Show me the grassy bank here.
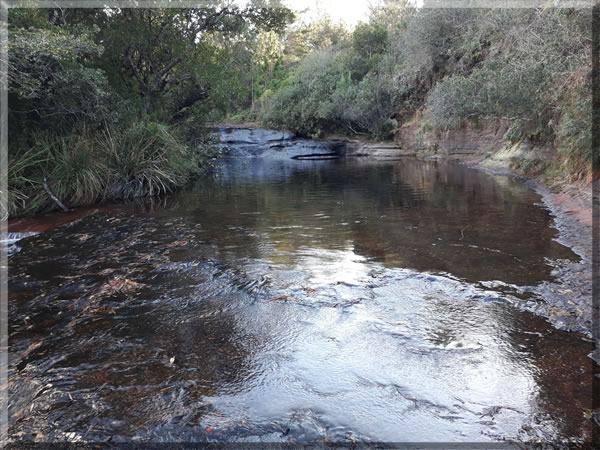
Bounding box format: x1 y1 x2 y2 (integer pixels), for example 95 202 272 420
7 122 223 219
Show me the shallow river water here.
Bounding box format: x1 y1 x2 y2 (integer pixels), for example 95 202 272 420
7 132 597 445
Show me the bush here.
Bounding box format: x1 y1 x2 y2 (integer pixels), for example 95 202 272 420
8 27 112 132
509 157 551 176
39 127 108 206
5 146 49 219
253 6 592 182
261 49 342 137
424 61 547 133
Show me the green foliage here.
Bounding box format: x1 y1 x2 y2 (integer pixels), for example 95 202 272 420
6 121 223 218
368 0 415 33
423 75 478 130
282 15 350 63
93 6 294 120
555 80 593 180
260 23 396 139
508 157 552 177
332 73 396 139
7 5 594 218
351 23 388 60
38 128 107 207
8 26 112 132
424 62 547 132
9 26 102 77
504 123 524 144
255 6 591 179
261 49 342 137
424 9 590 130
7 5 295 216
6 146 49 218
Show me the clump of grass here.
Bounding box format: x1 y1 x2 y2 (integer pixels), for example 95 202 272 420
7 121 213 218
509 157 552 176
99 122 191 200
5 145 49 219
39 127 108 207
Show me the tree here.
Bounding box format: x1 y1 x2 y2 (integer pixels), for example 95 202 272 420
282 14 349 63
92 5 293 119
7 17 111 134
368 0 414 33
5 3 295 217
351 23 388 60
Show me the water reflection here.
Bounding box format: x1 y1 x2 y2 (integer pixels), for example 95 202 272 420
7 156 595 444
157 158 575 285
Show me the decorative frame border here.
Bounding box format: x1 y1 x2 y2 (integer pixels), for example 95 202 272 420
0 0 596 446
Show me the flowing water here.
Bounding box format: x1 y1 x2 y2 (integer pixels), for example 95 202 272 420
7 129 597 444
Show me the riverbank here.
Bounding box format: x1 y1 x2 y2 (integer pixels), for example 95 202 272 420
447 154 593 351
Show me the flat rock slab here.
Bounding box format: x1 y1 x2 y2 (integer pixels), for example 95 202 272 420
217 127 294 145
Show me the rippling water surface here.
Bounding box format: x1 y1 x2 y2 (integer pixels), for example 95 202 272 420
8 146 597 444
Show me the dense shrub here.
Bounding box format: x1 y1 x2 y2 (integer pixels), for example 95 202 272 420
259 6 592 180
424 63 547 132
261 49 343 137
261 22 396 139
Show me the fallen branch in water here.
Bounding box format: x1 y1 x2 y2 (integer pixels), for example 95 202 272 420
43 177 69 212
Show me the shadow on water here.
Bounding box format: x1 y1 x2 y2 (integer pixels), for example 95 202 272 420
7 148 597 444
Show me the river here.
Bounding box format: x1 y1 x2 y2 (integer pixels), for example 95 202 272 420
6 127 597 445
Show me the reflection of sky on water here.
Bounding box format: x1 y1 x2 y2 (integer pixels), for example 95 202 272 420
201 264 543 442
284 245 372 286
181 157 577 286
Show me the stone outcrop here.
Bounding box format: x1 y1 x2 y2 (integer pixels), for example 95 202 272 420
345 142 417 158
394 118 511 155
216 126 295 146
214 126 345 159
345 116 555 164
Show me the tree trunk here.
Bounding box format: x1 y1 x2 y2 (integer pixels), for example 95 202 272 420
142 94 152 117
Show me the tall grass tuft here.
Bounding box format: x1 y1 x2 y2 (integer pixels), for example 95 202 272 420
99 122 191 200
5 145 49 218
38 127 108 207
7 121 209 218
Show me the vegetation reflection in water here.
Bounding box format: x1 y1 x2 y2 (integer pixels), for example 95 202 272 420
8 157 595 444
170 157 575 285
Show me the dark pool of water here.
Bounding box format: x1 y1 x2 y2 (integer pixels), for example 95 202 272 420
7 151 597 444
